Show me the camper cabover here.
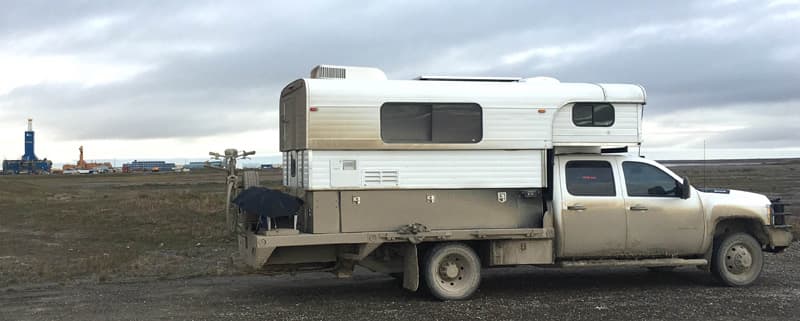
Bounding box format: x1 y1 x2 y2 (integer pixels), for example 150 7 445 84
239 65 793 300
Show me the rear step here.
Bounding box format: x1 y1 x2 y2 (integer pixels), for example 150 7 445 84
558 258 707 268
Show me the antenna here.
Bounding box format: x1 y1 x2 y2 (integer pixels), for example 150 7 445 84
703 140 707 189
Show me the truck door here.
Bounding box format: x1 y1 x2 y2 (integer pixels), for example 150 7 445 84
558 157 627 258
619 160 705 256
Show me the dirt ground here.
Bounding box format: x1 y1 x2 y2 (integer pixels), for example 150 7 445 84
0 160 798 320
1 247 798 321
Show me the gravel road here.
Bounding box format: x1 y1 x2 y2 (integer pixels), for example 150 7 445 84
2 246 798 321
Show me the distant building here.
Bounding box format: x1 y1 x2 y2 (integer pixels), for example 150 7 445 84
122 160 176 172
184 160 223 169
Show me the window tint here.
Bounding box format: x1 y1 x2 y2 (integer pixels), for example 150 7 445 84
572 103 615 127
622 162 680 197
565 161 616 196
380 103 432 143
381 103 482 143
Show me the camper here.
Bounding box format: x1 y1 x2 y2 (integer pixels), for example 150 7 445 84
238 65 793 300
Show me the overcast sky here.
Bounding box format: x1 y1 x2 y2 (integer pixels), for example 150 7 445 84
1 0 799 165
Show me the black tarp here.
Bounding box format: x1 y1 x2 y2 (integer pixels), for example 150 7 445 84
232 187 304 229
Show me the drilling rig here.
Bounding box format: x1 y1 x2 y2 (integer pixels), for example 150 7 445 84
2 119 52 175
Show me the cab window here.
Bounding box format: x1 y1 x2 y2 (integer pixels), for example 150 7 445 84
622 162 680 197
565 161 616 196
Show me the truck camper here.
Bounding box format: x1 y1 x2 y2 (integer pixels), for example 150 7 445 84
236 65 793 300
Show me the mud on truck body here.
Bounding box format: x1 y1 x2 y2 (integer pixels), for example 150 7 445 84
237 65 793 300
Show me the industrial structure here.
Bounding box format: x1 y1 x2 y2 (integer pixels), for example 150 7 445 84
62 146 112 172
122 160 176 172
184 160 223 169
2 119 52 174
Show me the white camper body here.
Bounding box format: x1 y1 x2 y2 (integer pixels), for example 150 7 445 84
281 65 645 193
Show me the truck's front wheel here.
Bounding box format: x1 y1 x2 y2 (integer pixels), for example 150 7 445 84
422 243 481 301
711 232 764 286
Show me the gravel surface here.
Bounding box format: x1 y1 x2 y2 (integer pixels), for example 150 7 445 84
1 246 798 321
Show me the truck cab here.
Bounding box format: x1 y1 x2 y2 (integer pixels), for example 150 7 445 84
552 152 791 287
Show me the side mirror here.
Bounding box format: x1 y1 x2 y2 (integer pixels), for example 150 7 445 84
681 176 691 199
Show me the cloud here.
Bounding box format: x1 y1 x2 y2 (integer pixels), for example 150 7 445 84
0 0 799 162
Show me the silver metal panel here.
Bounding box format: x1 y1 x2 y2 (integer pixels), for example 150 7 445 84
280 77 645 151
552 103 642 145
490 239 554 265
300 78 640 150
338 189 544 233
279 79 308 151
307 150 545 190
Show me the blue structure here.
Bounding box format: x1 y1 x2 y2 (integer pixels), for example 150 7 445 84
22 122 37 161
2 119 52 175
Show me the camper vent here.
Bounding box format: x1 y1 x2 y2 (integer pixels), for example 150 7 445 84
309 65 388 80
312 66 347 79
363 170 399 186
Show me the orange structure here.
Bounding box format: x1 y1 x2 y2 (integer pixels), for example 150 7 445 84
62 146 112 171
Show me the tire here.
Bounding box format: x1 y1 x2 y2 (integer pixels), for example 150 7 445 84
421 243 481 301
711 232 764 286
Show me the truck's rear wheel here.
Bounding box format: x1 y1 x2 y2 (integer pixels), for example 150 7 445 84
711 232 763 286
422 243 480 301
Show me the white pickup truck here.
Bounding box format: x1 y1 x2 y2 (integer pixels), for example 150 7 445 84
236 65 793 300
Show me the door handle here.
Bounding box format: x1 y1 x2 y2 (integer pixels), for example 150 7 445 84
630 205 649 211
567 204 586 211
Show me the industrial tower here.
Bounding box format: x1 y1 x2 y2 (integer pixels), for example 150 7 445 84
2 119 52 174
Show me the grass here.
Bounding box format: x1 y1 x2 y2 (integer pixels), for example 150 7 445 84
0 170 281 287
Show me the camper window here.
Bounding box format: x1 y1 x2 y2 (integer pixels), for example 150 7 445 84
572 103 615 127
380 103 482 143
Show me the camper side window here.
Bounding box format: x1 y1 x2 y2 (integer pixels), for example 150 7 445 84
572 103 615 127
380 103 482 143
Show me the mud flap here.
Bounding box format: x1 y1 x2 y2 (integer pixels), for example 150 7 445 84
402 244 419 291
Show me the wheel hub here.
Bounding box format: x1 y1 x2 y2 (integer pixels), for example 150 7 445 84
725 244 753 274
439 261 460 280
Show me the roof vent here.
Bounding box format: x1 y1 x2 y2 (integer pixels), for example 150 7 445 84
310 65 387 80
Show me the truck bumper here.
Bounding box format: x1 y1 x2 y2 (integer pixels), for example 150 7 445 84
765 225 794 252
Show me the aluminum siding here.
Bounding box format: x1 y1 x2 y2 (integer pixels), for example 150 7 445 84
552 103 641 144
306 150 544 190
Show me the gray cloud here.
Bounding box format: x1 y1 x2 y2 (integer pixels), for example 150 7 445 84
1 0 799 147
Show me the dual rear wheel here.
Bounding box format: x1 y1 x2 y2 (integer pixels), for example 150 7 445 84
421 243 481 301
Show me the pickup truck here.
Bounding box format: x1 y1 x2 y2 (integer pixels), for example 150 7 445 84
235 65 793 300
